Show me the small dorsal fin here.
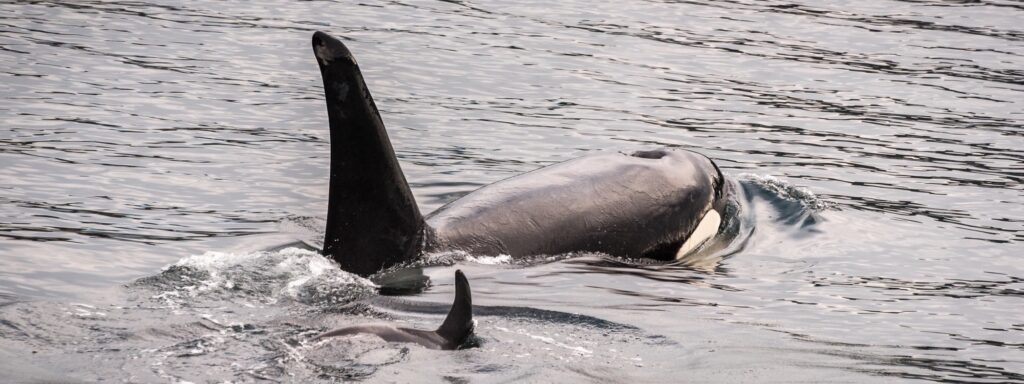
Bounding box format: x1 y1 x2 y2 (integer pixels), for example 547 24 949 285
435 270 473 347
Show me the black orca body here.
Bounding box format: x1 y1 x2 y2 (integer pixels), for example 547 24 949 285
316 270 474 350
312 31 730 277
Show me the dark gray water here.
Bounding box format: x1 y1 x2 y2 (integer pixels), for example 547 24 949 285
1 0 1022 382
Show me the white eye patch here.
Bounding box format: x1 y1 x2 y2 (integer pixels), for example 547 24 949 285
675 209 721 260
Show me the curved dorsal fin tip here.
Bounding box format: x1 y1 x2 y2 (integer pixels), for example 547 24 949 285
437 269 474 345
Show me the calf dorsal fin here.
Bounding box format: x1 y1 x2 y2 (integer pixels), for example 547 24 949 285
435 269 474 347
315 270 475 350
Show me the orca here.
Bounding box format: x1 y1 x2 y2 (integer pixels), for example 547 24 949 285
312 31 731 277
316 269 474 350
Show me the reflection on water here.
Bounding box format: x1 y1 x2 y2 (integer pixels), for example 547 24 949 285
1 0 1022 382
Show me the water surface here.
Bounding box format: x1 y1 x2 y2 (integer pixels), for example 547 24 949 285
1 0 1022 382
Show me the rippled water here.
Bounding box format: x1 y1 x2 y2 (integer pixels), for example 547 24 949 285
1 0 1022 382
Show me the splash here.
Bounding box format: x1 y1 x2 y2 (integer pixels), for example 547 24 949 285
738 174 834 211
414 250 579 270
465 254 514 265
135 248 376 308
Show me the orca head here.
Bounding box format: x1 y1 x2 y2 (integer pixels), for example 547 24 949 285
675 151 729 260
622 147 729 262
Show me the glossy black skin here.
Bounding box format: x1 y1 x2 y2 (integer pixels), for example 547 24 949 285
314 31 424 277
313 31 727 276
425 149 727 260
316 270 474 350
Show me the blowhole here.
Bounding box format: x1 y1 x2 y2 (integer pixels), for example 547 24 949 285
630 149 668 159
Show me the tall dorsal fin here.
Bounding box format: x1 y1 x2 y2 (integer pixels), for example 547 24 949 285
312 31 425 276
435 269 474 346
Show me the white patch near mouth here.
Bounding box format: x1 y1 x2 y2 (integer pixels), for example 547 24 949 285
675 209 721 260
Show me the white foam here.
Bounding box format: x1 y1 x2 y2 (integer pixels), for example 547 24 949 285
151 247 375 306
527 334 593 355
465 254 513 265
739 173 832 210
170 250 259 271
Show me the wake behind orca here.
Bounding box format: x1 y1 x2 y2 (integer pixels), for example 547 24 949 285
312 31 733 276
